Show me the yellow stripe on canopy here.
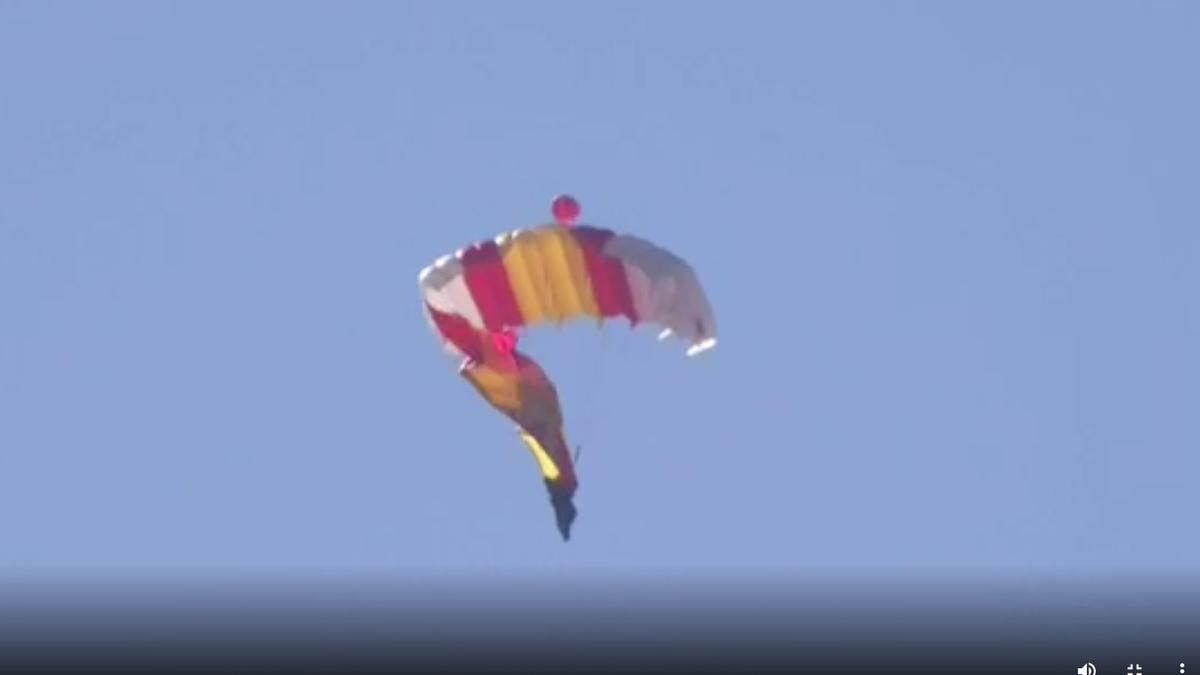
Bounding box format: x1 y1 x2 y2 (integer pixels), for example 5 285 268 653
531 227 582 322
553 227 600 319
499 231 547 326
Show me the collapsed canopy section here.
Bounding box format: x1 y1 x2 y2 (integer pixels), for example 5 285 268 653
418 223 718 358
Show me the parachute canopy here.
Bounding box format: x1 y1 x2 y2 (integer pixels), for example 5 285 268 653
418 220 718 359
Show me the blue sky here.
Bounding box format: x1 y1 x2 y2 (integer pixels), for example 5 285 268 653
2 2 1197 574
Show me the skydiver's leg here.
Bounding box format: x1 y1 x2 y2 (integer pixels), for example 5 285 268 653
544 477 577 542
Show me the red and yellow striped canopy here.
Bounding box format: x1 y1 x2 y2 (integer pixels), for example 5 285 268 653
419 223 717 359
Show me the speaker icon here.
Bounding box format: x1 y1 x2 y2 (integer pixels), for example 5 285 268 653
1077 664 1097 675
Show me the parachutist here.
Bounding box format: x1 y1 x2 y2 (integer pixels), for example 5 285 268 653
546 479 577 541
